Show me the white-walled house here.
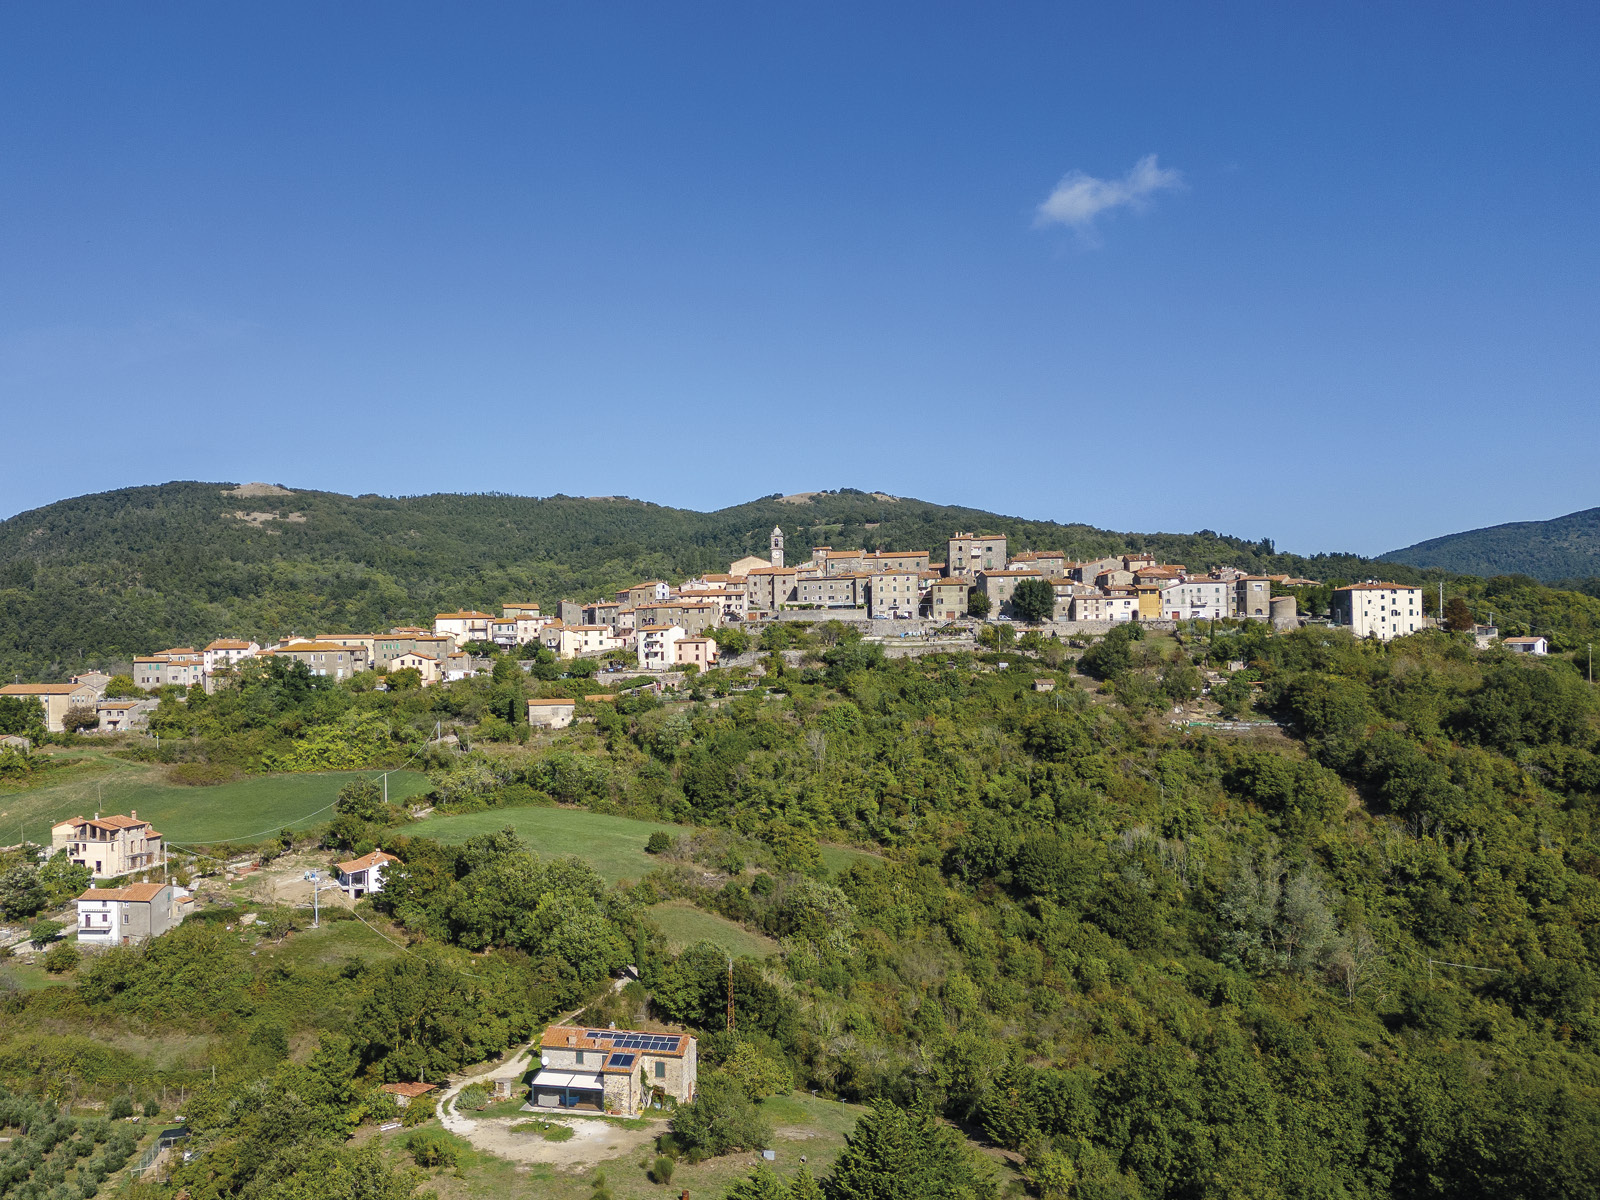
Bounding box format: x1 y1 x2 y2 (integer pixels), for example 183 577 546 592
336 849 399 899
637 624 686 671
1503 636 1549 655
1330 583 1423 641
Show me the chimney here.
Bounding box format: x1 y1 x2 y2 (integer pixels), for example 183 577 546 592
130 810 137 820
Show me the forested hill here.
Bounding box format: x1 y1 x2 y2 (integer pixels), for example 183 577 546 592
1387 505 1600 583
0 479 1443 680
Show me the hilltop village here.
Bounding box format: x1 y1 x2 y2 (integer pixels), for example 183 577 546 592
0 526 1461 735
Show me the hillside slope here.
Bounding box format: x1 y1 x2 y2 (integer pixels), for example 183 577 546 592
0 481 1398 679
1387 506 1600 582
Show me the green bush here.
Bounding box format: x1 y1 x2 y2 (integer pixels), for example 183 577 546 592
43 939 80 973
649 1153 675 1184
401 1129 459 1168
108 1096 133 1120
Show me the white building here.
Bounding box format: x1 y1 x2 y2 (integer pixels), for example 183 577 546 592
336 849 399 899
203 639 260 674
527 698 578 729
1503 636 1549 656
1329 583 1424 641
1158 579 1233 621
638 624 686 671
1070 592 1139 623
76 881 186 947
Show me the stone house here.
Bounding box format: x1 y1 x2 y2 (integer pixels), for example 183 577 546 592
532 1026 698 1116
977 569 1044 618
946 532 1008 578
96 699 156 733
926 579 969 621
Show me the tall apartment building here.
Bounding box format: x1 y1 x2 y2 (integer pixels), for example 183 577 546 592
946 533 1008 578
1330 583 1424 641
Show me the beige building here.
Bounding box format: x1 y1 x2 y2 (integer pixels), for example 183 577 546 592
272 640 369 679
946 532 1008 578
1071 592 1140 623
388 651 443 685
52 811 164 879
1158 579 1232 621
977 569 1044 618
675 637 718 671
616 581 671 607
1009 551 1069 579
678 586 747 622
728 554 771 577
796 574 865 608
868 571 920 618
1236 577 1273 621
96 699 156 733
533 1026 698 1116
634 601 722 636
133 650 206 692
527 698 577 729
554 625 625 659
926 578 969 621
1330 583 1423 641
745 567 800 612
433 611 496 646
373 633 452 671
502 602 541 619
0 682 102 732
638 624 686 671
75 881 184 947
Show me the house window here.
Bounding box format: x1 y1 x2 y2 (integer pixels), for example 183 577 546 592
576 1050 585 1065
655 1061 666 1079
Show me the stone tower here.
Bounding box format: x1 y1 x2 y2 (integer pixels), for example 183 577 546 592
770 525 785 569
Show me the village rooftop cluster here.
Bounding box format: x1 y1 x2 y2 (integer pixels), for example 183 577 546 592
7 525 1516 738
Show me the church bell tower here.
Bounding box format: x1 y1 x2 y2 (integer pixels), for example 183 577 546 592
770 525 785 569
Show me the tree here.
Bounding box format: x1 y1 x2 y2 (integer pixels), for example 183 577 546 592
0 696 45 739
966 591 991 619
387 666 422 690
722 1041 793 1099
1444 596 1474 632
824 1099 995 1200
38 850 91 904
711 626 752 656
667 1076 772 1159
104 674 143 698
1010 578 1056 624
28 918 63 948
61 706 100 733
0 865 45 920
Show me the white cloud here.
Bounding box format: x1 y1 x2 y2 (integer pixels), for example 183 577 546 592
1034 154 1184 234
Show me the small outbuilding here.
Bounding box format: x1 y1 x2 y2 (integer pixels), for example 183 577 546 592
379 1082 438 1108
1503 636 1549 656
527 698 577 730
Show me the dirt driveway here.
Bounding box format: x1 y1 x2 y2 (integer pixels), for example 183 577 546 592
453 1113 658 1167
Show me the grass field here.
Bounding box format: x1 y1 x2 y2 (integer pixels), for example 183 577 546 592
0 754 431 847
413 807 680 883
647 900 778 959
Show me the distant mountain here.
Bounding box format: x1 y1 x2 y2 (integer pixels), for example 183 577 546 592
1386 507 1600 583
0 481 1400 680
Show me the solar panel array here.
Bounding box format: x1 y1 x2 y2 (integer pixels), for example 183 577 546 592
607 1053 636 1069
587 1030 681 1052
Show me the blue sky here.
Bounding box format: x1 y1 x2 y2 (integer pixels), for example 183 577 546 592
1 3 1595 556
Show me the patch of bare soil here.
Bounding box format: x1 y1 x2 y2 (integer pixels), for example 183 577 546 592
461 1115 657 1168
224 482 294 497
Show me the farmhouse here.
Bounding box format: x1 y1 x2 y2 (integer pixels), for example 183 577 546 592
0 682 101 733
532 1025 698 1116
337 849 399 899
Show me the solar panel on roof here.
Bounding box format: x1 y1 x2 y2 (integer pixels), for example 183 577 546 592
608 1053 635 1068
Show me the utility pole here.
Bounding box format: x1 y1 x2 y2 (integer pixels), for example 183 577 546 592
726 959 735 1034
1438 580 1444 623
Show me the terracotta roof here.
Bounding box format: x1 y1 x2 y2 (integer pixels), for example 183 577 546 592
1503 636 1546 644
78 883 167 902
434 611 495 620
979 570 1043 578
275 641 357 653
97 701 142 710
205 639 255 650
0 683 89 695
336 850 400 873
1335 582 1418 591
527 698 577 707
380 1082 438 1098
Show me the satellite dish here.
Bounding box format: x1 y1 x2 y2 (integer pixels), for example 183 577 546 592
540 1055 549 1066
